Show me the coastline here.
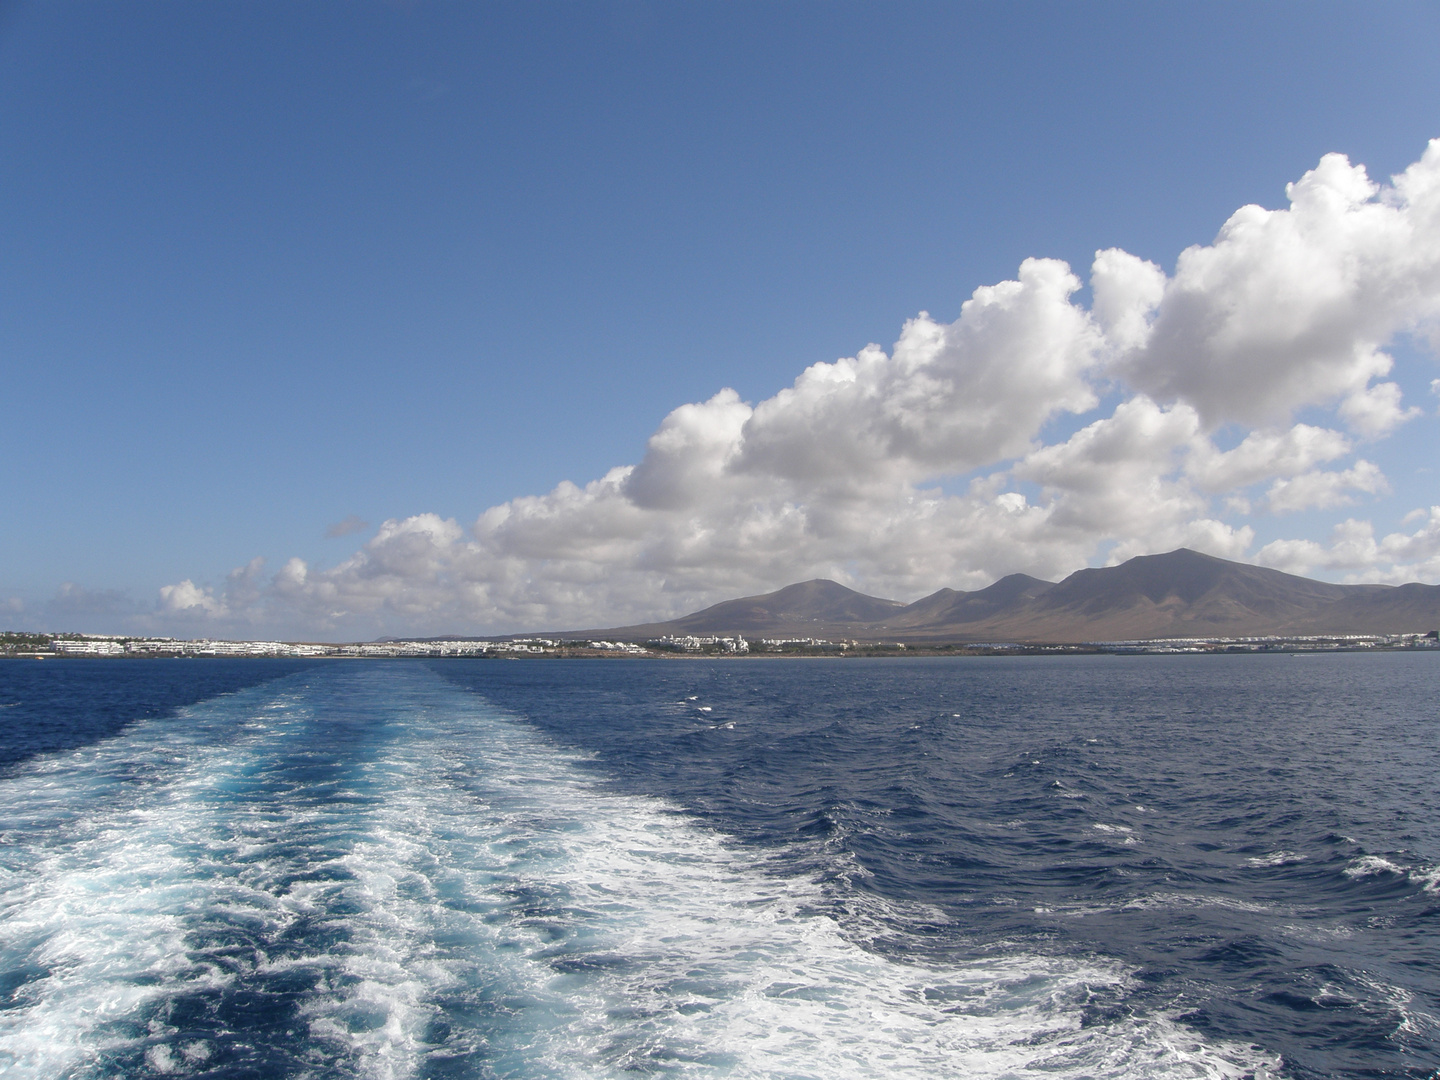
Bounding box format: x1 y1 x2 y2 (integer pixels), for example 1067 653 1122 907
5 633 1437 661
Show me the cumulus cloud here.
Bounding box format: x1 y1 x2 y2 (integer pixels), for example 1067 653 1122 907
1263 460 1389 514
1377 506 1440 578
625 391 753 509
731 258 1101 485
1014 397 1206 537
1257 509 1440 583
1186 424 1352 492
1337 380 1422 438
158 579 227 617
155 142 1440 636
1119 144 1440 432
1090 248 1166 353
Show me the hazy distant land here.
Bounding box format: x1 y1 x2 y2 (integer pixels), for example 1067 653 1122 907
562 548 1440 646
6 549 1439 659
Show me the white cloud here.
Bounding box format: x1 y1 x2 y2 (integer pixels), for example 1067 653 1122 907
1117 143 1440 431
158 579 227 617
1014 396 1204 535
1251 537 1329 577
1337 380 1422 438
1090 247 1166 353
626 390 752 509
1262 460 1389 514
153 143 1440 636
1377 505 1440 579
732 258 1102 485
1186 424 1352 492
1257 508 1440 583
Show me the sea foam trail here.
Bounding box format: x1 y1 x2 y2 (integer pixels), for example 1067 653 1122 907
0 665 1278 1079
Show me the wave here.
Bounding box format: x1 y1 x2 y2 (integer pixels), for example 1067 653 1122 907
1342 854 1440 893
0 664 1279 1079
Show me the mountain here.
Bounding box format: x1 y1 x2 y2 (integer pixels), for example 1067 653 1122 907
883 549 1436 641
883 573 1055 630
664 578 907 634
581 579 907 640
570 550 1440 643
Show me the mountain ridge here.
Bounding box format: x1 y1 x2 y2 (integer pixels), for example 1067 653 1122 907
567 549 1440 643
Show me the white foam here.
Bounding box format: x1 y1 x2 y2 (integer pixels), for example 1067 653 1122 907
381 696 1274 1078
1343 855 1406 879
0 711 274 1075
1244 852 1302 868
1412 865 1440 893
1342 855 1440 893
0 666 1281 1079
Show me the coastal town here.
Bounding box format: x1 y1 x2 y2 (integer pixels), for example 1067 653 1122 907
2 629 1437 660
0 632 753 659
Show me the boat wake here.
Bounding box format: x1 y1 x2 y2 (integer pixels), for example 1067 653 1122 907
0 664 1277 1078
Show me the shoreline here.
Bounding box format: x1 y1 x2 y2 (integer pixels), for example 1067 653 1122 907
5 636 1438 661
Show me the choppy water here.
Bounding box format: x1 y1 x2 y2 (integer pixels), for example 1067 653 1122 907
0 655 1436 1079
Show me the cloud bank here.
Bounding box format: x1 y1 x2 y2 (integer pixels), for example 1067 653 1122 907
158 143 1440 636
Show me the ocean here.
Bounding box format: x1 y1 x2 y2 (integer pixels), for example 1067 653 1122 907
0 655 1435 1079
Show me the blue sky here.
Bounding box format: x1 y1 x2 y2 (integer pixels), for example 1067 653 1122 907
3 2 1440 637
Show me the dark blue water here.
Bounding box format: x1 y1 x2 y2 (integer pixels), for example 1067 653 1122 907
0 658 322 770
1 656 1436 1078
